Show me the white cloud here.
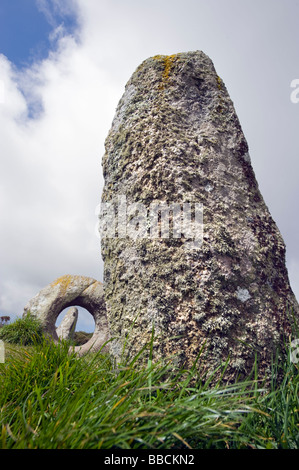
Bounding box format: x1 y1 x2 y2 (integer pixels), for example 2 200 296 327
0 8 121 326
36 0 57 27
0 79 5 104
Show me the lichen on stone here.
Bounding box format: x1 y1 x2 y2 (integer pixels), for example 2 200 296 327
101 50 299 383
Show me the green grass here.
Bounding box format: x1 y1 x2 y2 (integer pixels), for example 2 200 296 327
236 351 299 449
73 331 93 346
0 313 43 346
0 317 298 449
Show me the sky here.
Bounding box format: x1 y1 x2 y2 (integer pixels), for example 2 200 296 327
0 0 299 332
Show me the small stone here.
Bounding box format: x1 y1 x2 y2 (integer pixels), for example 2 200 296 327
56 307 78 340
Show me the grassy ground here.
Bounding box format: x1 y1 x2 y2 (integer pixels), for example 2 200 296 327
0 317 298 449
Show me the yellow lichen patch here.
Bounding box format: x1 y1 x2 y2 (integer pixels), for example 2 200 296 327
162 54 177 82
217 75 222 90
50 275 73 294
153 54 177 89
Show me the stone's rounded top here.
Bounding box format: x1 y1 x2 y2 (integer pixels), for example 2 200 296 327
24 275 105 320
136 50 215 72
49 274 101 293
127 50 217 92
107 49 227 148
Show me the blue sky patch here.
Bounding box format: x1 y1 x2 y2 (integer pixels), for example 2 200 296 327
0 0 78 69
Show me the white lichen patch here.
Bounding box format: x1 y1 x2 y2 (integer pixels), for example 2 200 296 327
112 84 137 132
205 183 214 192
236 287 251 303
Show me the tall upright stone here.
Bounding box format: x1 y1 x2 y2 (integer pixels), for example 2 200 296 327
101 51 299 381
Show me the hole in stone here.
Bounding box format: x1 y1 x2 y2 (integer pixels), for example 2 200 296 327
55 307 95 346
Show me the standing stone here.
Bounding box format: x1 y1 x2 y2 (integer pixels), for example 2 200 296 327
56 307 78 341
101 51 299 381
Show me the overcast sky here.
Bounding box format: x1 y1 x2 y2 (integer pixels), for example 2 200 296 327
0 0 298 332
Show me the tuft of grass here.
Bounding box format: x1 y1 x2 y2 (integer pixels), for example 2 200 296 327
0 313 44 346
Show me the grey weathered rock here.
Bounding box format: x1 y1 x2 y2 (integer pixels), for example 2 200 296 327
101 51 299 381
23 275 110 355
56 307 78 340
